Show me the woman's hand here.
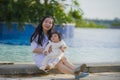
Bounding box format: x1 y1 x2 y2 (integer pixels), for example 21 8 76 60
59 46 64 52
33 48 45 54
59 46 67 52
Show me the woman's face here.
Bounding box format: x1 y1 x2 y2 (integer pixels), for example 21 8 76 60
42 17 53 33
51 34 59 43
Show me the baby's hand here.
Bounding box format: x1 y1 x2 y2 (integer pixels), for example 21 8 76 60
44 51 48 55
59 46 62 49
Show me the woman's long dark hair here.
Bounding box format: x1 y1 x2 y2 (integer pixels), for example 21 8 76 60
30 16 54 46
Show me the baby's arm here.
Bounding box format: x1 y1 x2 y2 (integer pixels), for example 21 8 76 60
44 41 52 55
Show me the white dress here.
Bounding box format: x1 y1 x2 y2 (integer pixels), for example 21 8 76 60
40 40 67 70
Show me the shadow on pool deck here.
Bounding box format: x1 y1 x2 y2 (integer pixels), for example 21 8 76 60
0 72 120 80
0 62 120 75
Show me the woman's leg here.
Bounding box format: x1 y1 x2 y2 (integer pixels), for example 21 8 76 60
61 57 87 74
55 60 89 79
55 60 74 74
61 56 75 70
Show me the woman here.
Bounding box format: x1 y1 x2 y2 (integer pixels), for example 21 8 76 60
30 16 88 79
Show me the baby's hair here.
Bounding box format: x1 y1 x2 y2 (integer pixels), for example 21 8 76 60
49 32 62 41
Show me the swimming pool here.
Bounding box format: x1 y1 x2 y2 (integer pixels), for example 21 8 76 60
0 28 120 63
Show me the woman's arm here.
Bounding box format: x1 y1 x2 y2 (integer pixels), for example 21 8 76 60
31 41 44 54
59 40 67 52
33 48 44 54
44 41 52 53
59 46 67 52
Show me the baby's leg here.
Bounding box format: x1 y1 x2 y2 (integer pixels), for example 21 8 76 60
39 65 47 70
40 56 51 70
48 58 60 69
48 63 54 69
42 55 51 66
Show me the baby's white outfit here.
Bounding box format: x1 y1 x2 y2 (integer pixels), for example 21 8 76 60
40 40 67 70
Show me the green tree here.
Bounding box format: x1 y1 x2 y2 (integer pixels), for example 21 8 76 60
0 0 83 29
111 18 120 26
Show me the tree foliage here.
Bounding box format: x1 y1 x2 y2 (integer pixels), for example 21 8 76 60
111 18 120 26
0 0 83 28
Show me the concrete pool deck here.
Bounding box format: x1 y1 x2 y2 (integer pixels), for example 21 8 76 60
0 62 120 80
0 72 120 80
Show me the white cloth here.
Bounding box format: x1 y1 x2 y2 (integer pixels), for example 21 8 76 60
40 40 67 70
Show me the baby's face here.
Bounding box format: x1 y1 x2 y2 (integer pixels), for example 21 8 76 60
51 34 59 43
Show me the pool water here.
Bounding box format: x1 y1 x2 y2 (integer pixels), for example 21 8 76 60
0 28 120 63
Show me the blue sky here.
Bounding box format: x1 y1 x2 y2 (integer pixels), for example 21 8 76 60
78 0 120 19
